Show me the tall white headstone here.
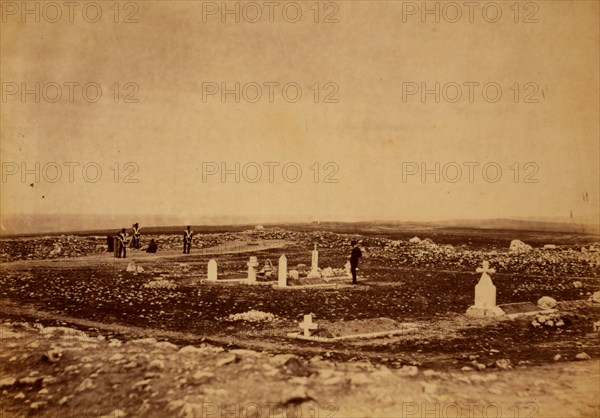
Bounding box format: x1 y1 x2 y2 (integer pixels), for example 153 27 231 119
466 261 504 317
308 244 321 279
247 256 259 283
207 259 217 281
278 255 287 287
311 244 318 271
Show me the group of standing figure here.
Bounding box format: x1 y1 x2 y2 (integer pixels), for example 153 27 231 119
109 224 194 258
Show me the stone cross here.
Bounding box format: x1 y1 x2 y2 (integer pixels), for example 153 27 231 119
299 313 318 337
278 255 287 287
247 256 259 283
207 259 217 281
474 261 496 308
476 260 495 278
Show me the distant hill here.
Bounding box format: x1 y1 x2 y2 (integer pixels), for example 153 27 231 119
0 214 597 237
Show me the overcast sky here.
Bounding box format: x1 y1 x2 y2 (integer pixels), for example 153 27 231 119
1 1 598 229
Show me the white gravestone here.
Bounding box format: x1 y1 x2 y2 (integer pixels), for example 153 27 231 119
307 244 321 279
207 259 217 281
247 256 259 283
299 314 318 337
278 255 287 287
466 261 504 317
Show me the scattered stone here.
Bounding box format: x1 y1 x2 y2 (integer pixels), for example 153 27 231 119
148 359 165 371
17 376 43 387
280 386 314 406
155 341 178 351
226 310 276 322
14 392 25 400
43 349 62 363
495 359 512 369
398 365 419 376
590 291 600 303
75 378 95 392
537 296 557 310
143 279 176 289
573 281 583 288
409 237 421 244
554 354 561 361
350 373 372 386
132 379 151 390
100 409 126 418
30 401 46 410
509 240 533 253
215 353 238 367
191 371 214 384
575 352 591 360
543 244 557 250
0 377 16 388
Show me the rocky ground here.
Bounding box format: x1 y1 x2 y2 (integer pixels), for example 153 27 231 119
0 321 598 418
1 226 599 417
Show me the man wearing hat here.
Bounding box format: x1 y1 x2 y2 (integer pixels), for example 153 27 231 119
130 223 141 249
116 228 128 258
350 240 362 284
183 225 193 254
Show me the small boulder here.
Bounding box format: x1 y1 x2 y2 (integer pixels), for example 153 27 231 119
537 296 557 310
509 240 533 253
575 352 591 360
589 291 600 303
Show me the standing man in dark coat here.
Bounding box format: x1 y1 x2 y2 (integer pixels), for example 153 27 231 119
350 240 362 284
130 223 141 249
117 228 128 258
183 226 193 254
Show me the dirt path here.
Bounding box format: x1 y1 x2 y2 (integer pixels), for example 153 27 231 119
0 239 291 270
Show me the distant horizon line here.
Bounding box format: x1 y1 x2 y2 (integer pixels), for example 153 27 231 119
1 213 598 237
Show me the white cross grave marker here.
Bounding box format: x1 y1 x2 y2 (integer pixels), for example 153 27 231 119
474 260 496 308
466 260 504 317
299 314 318 337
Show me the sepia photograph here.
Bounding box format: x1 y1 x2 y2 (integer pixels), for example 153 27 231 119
1 1 599 417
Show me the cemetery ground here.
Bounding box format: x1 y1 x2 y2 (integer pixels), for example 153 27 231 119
1 226 599 417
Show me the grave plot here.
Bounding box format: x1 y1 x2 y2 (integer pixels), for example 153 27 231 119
202 257 278 285
274 246 357 289
288 314 419 342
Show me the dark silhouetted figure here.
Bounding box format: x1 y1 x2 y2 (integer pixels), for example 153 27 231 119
350 240 362 285
146 239 158 253
131 223 141 249
107 235 114 253
183 226 193 254
116 228 128 258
